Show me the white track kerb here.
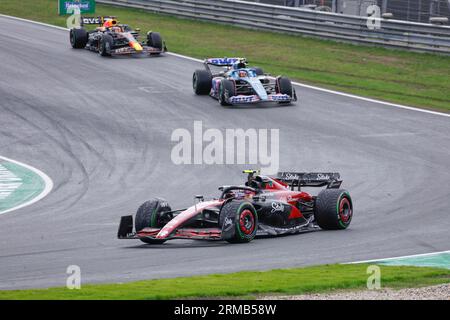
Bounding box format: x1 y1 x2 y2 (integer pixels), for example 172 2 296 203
0 156 53 215
1 13 449 118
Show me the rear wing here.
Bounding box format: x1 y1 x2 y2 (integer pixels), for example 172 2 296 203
276 172 342 190
80 16 117 26
205 57 245 67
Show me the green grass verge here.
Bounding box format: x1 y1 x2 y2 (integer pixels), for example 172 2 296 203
1 0 450 111
0 264 449 300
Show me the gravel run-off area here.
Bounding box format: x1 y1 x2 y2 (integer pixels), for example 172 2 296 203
260 283 450 300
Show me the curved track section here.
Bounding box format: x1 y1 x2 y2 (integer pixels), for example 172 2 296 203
0 16 449 289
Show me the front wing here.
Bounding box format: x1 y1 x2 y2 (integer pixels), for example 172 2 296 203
118 215 222 241
118 215 319 242
228 93 292 104
110 45 165 56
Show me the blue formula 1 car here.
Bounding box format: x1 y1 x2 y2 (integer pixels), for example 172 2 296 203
192 58 297 106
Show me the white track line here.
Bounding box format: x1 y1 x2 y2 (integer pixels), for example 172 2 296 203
0 156 54 215
0 13 68 31
1 13 449 118
346 250 450 264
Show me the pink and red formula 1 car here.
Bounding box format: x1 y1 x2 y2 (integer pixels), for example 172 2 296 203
118 170 353 244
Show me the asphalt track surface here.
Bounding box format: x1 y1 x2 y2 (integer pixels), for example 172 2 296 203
0 16 449 290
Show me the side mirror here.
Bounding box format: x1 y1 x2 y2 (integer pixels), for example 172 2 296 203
195 195 204 202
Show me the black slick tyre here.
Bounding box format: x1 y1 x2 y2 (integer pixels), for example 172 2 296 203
99 34 113 57
219 201 258 243
135 198 172 244
219 79 236 106
193 70 212 95
314 189 353 230
147 32 163 53
70 28 88 49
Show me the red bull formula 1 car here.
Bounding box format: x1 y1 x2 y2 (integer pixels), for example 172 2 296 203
118 170 353 244
192 58 297 106
69 16 166 56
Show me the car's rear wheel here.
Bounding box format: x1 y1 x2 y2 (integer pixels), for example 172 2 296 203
219 79 236 106
219 201 258 243
70 28 88 49
193 70 212 95
314 189 353 230
135 198 173 244
147 32 163 54
99 34 113 57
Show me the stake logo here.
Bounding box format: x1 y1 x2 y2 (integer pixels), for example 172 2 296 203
223 217 233 231
171 121 279 174
271 202 284 213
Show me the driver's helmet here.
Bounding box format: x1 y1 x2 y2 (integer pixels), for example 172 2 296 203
247 175 268 190
246 175 258 189
103 19 117 29
111 26 122 33
248 179 261 189
238 70 248 78
232 59 247 70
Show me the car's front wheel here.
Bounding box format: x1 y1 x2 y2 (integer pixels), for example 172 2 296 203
275 76 295 104
135 198 173 244
147 32 164 54
219 79 236 106
99 34 113 57
219 200 258 243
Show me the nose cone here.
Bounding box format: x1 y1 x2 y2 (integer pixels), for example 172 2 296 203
130 42 143 51
248 78 268 100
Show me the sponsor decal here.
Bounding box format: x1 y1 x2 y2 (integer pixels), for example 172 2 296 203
207 57 240 66
271 202 284 213
230 95 258 103
160 202 170 208
81 17 101 24
224 217 233 230
59 0 96 15
268 94 290 101
114 47 133 54
65 2 91 10
317 173 331 180
283 173 299 180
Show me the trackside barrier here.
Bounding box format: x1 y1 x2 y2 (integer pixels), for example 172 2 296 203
97 0 450 53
